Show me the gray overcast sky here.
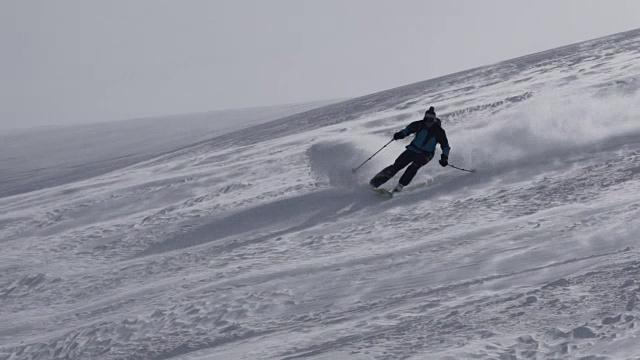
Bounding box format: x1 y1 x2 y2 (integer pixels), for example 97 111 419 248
1 0 639 129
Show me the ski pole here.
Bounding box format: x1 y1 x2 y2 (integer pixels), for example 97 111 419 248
448 164 476 173
352 139 394 173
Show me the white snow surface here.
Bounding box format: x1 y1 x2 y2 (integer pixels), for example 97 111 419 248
2 29 640 360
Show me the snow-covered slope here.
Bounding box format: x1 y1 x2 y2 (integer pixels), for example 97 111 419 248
2 29 640 360
0 99 339 199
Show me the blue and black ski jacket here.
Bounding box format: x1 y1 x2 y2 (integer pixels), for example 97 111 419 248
397 119 451 158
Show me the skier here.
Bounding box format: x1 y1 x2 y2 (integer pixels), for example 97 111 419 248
369 106 450 193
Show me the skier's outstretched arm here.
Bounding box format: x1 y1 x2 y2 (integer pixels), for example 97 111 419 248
438 130 451 167
393 121 421 140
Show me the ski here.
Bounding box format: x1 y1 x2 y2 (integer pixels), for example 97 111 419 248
371 187 394 199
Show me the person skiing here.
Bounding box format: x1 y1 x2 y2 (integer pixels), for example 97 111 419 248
369 106 450 192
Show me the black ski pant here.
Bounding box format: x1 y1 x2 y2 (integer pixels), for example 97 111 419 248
370 149 433 188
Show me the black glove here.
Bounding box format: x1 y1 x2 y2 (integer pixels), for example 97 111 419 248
439 156 448 167
393 131 404 140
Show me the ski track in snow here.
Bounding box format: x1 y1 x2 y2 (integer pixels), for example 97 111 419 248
2 29 640 360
